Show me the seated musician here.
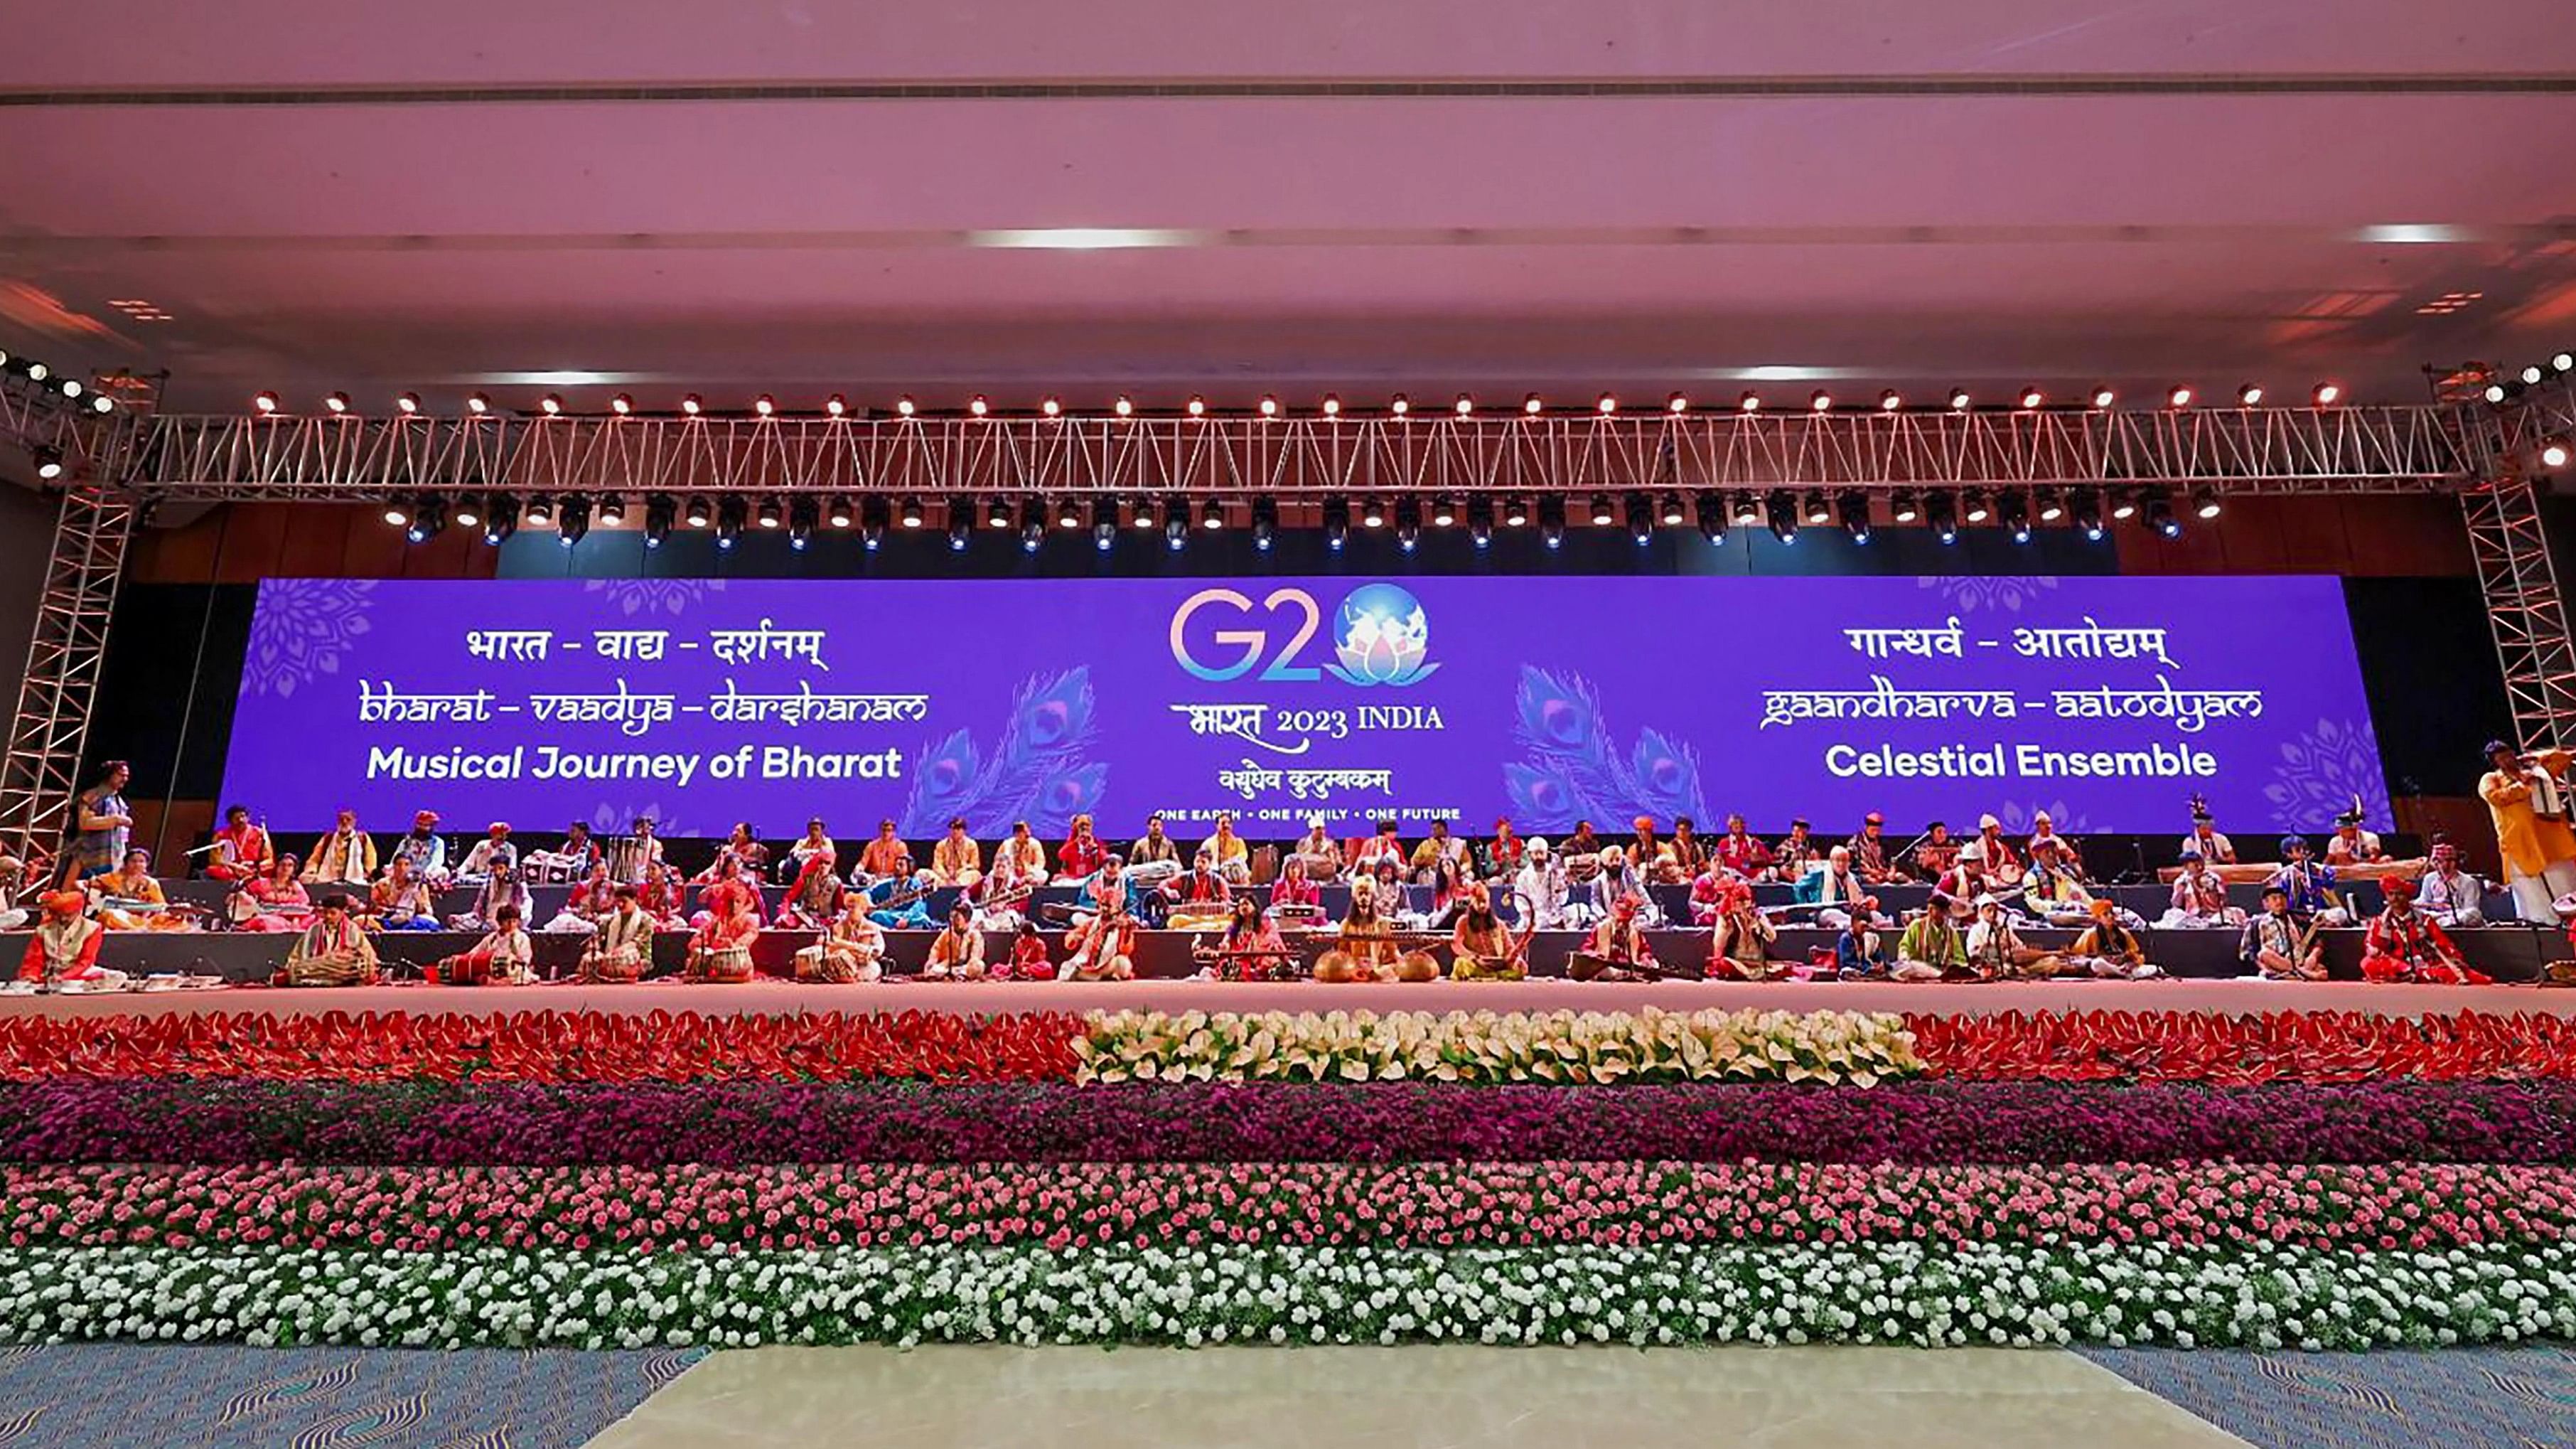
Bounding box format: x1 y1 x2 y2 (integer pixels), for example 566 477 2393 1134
2327 801 2387 867
2025 811 2069 866
1561 822 1606 882
972 851 1041 931
1800 845 1880 929
1626 816 1664 879
1846 813 1909 886
1353 820 1407 877
930 817 983 888
1132 813 1184 877
989 822 1048 889
1966 894 2059 979
1936 850 1990 907
1827 913 1887 980
683 869 761 983
1911 821 1960 882
94 848 190 931
1004 920 1054 981
2018 838 2100 928
1410 819 1471 886
1891 896 1972 982
1660 816 1704 886
1164 850 1233 913
1484 818 1525 884
1314 877 1400 983
2415 838 2488 928
1687 858 1750 925
304 809 379 887
611 816 666 886
1269 855 1323 918
1060 895 1139 981
1572 892 1658 981
977 842 1043 921
2184 797 2236 866
1058 814 1110 884
856 819 910 882
240 853 315 932
2159 848 2246 929
921 902 988 980
19 889 124 990
1201 816 1252 887
699 822 771 886
1589 846 1654 924
1705 881 1781 981
862 858 937 930
1449 884 1523 981
1714 814 1773 882
439 902 535 985
454 821 516 888
525 820 603 884
1769 819 1816 884
1285 818 1341 885
2361 878 2487 984
638 861 691 931
2268 836 2351 926
796 894 889 983
1969 816 2024 887
1513 838 1573 931
776 850 846 930
205 805 274 884
1420 856 1475 931
371 855 444 931
785 818 837 877
540 860 616 934
2068 897 2164 980
1202 895 1296 982
284 893 379 986
389 811 448 888
579 885 658 983
2240 884 2326 981
450 865 533 932
0 855 29 931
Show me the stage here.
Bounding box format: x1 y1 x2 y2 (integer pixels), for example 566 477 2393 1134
4 975 2572 1022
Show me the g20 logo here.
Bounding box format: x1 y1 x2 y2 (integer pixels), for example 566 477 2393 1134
1170 582 1440 687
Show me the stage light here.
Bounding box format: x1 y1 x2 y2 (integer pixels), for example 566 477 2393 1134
1668 392 1689 414
21 363 42 382
1466 496 1493 548
1019 498 1048 552
1879 390 1902 412
755 498 782 530
1589 493 1616 527
1054 496 1082 530
1538 495 1567 550
1323 496 1351 552
1258 395 1279 418
825 394 847 418
991 497 1018 530
1926 493 1958 545
1739 391 1762 412
1395 496 1423 552
1658 492 1685 527
2543 437 2572 470
1430 496 1457 528
2521 365 2545 387
2312 383 2341 407
1360 498 1387 529
948 498 973 551
2110 488 2141 521
1730 491 1762 527
860 496 888 549
1693 491 1726 544
404 495 447 545
1455 394 1474 417
826 496 852 529
2555 352 2575 374
253 391 280 415
2034 486 2066 523
1164 498 1188 552
1390 394 1412 418
2236 383 2264 407
753 395 775 417
1961 488 1992 524
642 495 673 550
2147 493 2181 538
1765 490 1798 542
684 496 712 528
1321 395 1343 418
525 495 555 527
556 496 591 548
2014 387 2042 411
1201 498 1225 531
1803 493 1832 527
1186 395 1206 418
1599 392 1620 415
1130 496 1157 530
897 395 918 417
1890 489 1921 524
1625 491 1653 545
2193 486 2222 519
57 378 80 400
1112 395 1132 418
970 395 991 418
382 500 410 528
89 394 111 414
2073 488 2106 541
455 496 482 528
1251 497 1278 552
467 393 492 416
1948 387 1972 411
898 496 925 529
2485 383 2509 405
1524 393 1545 416
30 445 62 481
323 392 351 415
610 393 634 417
1503 496 1530 528
2089 385 2115 409
1840 491 1872 543
2167 385 2194 408
1998 491 2032 544
1809 390 1832 412
788 496 817 550
540 394 564 417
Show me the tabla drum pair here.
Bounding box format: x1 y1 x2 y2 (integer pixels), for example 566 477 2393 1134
793 943 881 983
686 943 755 983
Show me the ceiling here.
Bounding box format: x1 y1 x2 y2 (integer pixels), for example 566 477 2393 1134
2 0 2574 412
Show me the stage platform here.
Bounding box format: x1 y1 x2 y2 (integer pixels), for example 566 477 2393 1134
3 975 2571 1022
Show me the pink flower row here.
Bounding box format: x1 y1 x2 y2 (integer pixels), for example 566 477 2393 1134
8 1160 2573 1253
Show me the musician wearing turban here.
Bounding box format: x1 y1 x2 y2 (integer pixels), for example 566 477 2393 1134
2265 837 2350 928
2481 739 2576 926
2414 838 2488 929
18 889 123 990
2361 877 2488 985
1705 880 1780 981
1449 883 1523 981
1572 893 1658 980
2068 897 2163 980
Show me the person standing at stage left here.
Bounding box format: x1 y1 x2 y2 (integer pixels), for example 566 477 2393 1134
68 760 133 882
2481 739 2576 926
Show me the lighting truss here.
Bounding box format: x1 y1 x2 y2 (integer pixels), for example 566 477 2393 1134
121 406 2467 501
2454 369 2576 750
0 484 140 860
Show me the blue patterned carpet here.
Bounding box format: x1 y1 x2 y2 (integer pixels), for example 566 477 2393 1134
2084 1347 2576 1449
0 1343 704 1449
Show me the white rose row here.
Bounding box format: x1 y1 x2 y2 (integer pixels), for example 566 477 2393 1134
3 1242 2572 1352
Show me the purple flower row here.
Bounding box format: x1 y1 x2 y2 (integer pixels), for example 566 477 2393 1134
9 1078 2576 1166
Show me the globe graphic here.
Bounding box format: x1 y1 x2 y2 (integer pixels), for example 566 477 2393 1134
1333 583 1433 685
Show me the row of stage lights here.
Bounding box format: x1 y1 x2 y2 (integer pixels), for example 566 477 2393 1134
381 482 2218 552
1 348 120 481
266 381 2345 422
2487 349 2576 473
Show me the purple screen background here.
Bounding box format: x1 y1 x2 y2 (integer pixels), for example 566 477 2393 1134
219 574 2389 838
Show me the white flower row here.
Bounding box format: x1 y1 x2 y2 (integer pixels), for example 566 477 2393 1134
3 1242 2572 1352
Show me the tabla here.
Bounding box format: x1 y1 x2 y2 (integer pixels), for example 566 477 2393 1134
795 943 881 983
578 948 646 984
686 943 754 983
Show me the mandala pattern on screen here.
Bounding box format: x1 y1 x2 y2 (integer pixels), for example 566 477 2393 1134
242 579 377 699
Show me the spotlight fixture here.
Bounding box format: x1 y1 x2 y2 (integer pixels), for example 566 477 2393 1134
1667 392 1689 414
2110 488 2142 521
455 494 483 528
970 395 991 418
91 394 112 414
1257 395 1279 418
2017 387 2044 410
1739 391 1762 413
787 496 817 550
2236 383 2264 407
948 497 972 552
1599 392 1619 415
1809 390 1832 412
988 497 1016 531
1321 395 1343 418
382 498 410 528
1729 491 1762 528
1879 390 1902 412
641 494 673 550
741 394 770 418
30 445 63 481
1395 496 1423 551
1250 496 1278 552
1948 388 1972 411
1925 493 1959 545
1537 495 1567 550
2485 383 2510 405
1523 393 1545 416
753 498 781 530
2521 365 2545 386
2072 487 2106 541
1016 498 1048 552
1658 492 1685 527
466 393 491 416
684 496 713 528
1802 493 1832 527
826 496 853 529
555 495 591 548
2542 437 2572 470
1890 489 1921 523
2312 383 2342 407
324 391 351 415
898 496 925 530
1997 491 2032 544
1054 496 1083 530
253 391 280 415
1360 497 1387 529
1322 496 1351 552
1042 397 1063 418
2034 486 2066 523
1130 496 1158 530
1573 493 1606 527
678 394 702 417
1454 393 1474 417
897 395 918 417
1839 491 1872 543
540 394 564 417
2555 352 2575 374
2193 486 2223 520
1200 498 1225 532
1692 491 1726 544
1430 496 1457 528
2165 385 2194 408
860 496 889 549
611 393 634 417
1764 490 1798 542
2088 385 2115 409
2146 493 2181 538
404 494 448 545
1163 497 1188 551
525 495 555 528
1503 496 1530 528
58 379 80 400
1961 488 1992 525
1465 496 1493 549
396 392 422 415
825 394 847 417
596 493 629 527
1624 491 1653 545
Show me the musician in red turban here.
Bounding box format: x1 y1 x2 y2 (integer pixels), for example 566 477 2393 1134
2361 878 2489 985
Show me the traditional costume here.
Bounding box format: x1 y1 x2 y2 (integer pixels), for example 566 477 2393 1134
2159 852 2246 929
776 854 846 929
2239 892 2325 980
205 816 274 884
1057 818 1109 883
18 892 124 990
1513 844 1574 931
2415 843 2488 929
683 876 760 982
1891 904 1970 982
2361 880 2488 984
370 871 442 931
2267 841 2351 927
454 828 517 887
450 874 533 932
579 901 658 983
795 904 886 983
1061 906 1139 980
1449 897 1523 982
1713 823 1773 880
2067 899 2164 979
542 870 618 934
304 820 377 887
1200 823 1251 886
1705 884 1782 980
1965 899 2055 979
1004 926 1055 981
2481 742 2576 926
923 911 989 980
930 826 984 887
439 922 534 985
284 909 378 986
390 816 450 889
1572 897 1658 981
239 865 313 933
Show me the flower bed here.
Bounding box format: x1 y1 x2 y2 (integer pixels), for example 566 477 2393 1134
1075 1008 1924 1085
12 1078 2576 1166
7 1241 2572 1351
1904 1008 2576 1084
10 1161 2575 1253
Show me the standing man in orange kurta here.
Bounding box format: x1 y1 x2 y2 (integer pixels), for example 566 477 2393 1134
2481 739 2576 925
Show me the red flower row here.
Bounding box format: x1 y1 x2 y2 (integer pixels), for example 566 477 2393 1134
0 1009 1083 1084
5 1007 2575 1084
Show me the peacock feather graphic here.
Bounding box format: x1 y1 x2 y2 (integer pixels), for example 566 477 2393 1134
900 667 1107 836
1504 665 1710 829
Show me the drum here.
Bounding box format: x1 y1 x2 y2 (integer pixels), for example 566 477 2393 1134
285 956 373 988
1165 904 1231 931
1392 950 1442 983
1311 949 1359 984
795 943 879 983
578 948 645 984
687 943 755 983
1267 902 1325 928
1247 845 1280 886
444 951 493 986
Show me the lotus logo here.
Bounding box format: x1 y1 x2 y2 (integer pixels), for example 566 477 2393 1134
1324 583 1439 687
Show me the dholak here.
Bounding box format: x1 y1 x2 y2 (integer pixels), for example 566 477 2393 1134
1392 950 1442 983
688 943 754 983
444 952 493 986
1311 949 1359 983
